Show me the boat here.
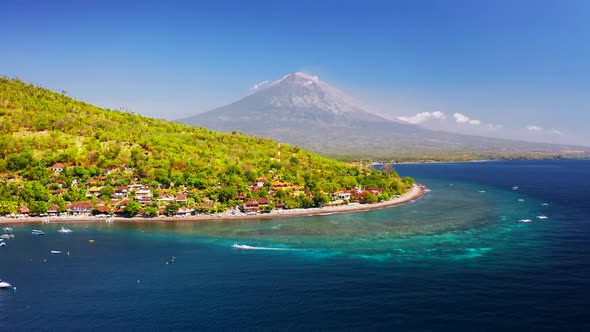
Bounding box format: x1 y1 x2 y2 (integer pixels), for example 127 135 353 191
0 280 12 289
232 243 255 249
0 234 10 239
57 227 73 233
519 219 533 223
512 186 519 190
517 199 525 202
0 243 6 247
50 250 62 254
541 203 549 206
2 227 13 232
537 215 549 220
31 229 45 235
478 190 486 193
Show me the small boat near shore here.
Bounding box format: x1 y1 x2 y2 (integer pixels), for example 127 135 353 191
0 280 12 289
32 229 45 235
51 250 62 254
519 219 533 223
57 227 73 233
0 234 14 239
2 227 13 232
537 215 549 220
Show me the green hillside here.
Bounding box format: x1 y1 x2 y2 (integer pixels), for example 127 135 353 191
0 77 411 216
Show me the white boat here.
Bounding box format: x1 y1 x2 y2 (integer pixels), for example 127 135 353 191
478 190 486 193
2 227 13 232
0 243 6 247
537 215 549 220
0 280 12 289
57 227 73 233
31 229 45 235
232 243 255 249
0 234 10 239
517 199 525 202
541 203 549 206
51 250 62 254
512 186 519 190
519 219 533 223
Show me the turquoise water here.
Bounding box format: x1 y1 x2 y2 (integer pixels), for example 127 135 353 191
0 160 588 330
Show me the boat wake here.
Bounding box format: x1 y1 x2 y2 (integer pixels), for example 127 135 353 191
232 243 298 251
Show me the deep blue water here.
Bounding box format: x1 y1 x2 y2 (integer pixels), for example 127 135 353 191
1 160 589 331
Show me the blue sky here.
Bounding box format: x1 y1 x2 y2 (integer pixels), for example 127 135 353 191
1 0 589 145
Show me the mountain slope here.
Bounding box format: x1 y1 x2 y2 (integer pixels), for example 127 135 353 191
0 77 408 215
181 73 588 161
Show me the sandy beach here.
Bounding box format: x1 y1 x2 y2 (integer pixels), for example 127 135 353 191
0 184 425 225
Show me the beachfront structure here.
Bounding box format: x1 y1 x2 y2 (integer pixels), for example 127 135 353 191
67 202 93 215
243 200 260 212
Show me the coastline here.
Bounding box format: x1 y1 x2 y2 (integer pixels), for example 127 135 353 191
0 184 425 225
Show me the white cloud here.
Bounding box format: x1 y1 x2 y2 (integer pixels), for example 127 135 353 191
397 111 446 124
250 80 269 93
454 113 480 125
551 129 563 136
526 125 543 132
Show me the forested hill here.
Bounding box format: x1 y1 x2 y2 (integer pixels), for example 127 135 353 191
0 77 410 216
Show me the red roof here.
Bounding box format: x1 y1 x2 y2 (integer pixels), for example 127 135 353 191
245 200 259 207
256 198 268 205
69 202 94 209
47 205 58 212
96 205 111 212
52 163 64 168
17 206 29 213
176 194 187 201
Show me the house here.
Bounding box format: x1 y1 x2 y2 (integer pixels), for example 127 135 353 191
332 191 352 200
175 194 187 203
256 198 269 207
137 196 152 205
255 179 267 187
94 205 112 215
135 187 152 198
114 186 129 198
157 195 175 205
51 163 64 172
67 202 94 215
367 188 384 196
242 200 259 212
47 205 59 216
86 186 102 197
176 206 192 216
17 206 30 216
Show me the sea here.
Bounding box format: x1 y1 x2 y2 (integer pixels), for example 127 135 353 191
0 160 589 331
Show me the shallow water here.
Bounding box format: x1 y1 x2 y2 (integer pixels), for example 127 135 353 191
1 160 588 330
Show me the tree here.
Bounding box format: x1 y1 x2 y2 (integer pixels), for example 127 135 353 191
123 200 141 217
99 185 115 200
29 201 49 215
164 202 179 216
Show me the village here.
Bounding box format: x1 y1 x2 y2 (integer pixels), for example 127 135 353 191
2 162 395 219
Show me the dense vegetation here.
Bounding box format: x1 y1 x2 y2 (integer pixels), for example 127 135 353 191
0 77 411 216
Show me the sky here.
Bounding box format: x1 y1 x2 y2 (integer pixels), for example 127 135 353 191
1 0 589 146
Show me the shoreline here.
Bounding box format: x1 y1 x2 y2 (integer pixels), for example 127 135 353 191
0 185 425 225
